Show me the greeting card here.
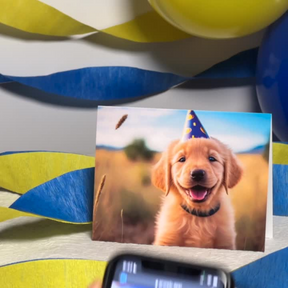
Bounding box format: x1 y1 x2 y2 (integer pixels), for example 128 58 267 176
92 106 272 252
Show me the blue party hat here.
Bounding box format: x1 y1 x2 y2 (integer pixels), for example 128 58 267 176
181 110 209 142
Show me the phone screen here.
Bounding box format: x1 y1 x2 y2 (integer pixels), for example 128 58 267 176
107 256 228 288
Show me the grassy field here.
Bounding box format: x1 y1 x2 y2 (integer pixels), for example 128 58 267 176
92 149 269 251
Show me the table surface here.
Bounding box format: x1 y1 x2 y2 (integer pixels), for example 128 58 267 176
1 191 287 271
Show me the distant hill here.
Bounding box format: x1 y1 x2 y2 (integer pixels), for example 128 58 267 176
239 144 266 154
96 145 159 153
96 144 267 154
96 145 123 151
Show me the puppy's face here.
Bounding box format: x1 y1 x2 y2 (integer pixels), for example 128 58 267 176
171 138 226 205
152 138 243 208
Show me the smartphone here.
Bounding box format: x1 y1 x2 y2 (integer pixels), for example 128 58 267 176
102 254 234 288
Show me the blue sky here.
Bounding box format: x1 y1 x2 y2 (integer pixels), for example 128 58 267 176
96 106 271 153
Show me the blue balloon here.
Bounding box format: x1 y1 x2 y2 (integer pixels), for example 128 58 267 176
257 12 288 142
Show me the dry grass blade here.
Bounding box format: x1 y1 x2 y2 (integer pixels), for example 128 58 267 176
121 209 124 243
94 174 106 208
115 114 128 130
92 174 106 239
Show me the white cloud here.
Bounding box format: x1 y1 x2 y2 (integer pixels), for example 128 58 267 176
96 106 180 150
96 121 180 151
212 133 267 153
97 106 175 128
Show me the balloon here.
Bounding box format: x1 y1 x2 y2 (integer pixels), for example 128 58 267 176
256 12 288 142
149 0 288 39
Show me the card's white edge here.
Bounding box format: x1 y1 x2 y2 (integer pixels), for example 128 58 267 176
265 119 273 239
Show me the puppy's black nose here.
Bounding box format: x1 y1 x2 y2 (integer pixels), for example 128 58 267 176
191 169 206 181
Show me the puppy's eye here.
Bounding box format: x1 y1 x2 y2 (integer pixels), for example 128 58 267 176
209 156 217 162
178 157 186 163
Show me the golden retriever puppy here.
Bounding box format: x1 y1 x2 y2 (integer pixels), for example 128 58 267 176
152 137 243 250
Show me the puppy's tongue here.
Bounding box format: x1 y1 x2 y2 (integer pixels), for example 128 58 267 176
187 188 208 201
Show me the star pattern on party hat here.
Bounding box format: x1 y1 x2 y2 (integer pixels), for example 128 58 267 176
181 110 209 142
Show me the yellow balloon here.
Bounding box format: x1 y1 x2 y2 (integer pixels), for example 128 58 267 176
149 0 288 39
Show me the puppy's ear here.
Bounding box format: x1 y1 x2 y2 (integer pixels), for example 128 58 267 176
224 149 243 193
152 140 178 196
152 152 171 196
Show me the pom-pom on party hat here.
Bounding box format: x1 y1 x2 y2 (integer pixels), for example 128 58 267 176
181 110 209 142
